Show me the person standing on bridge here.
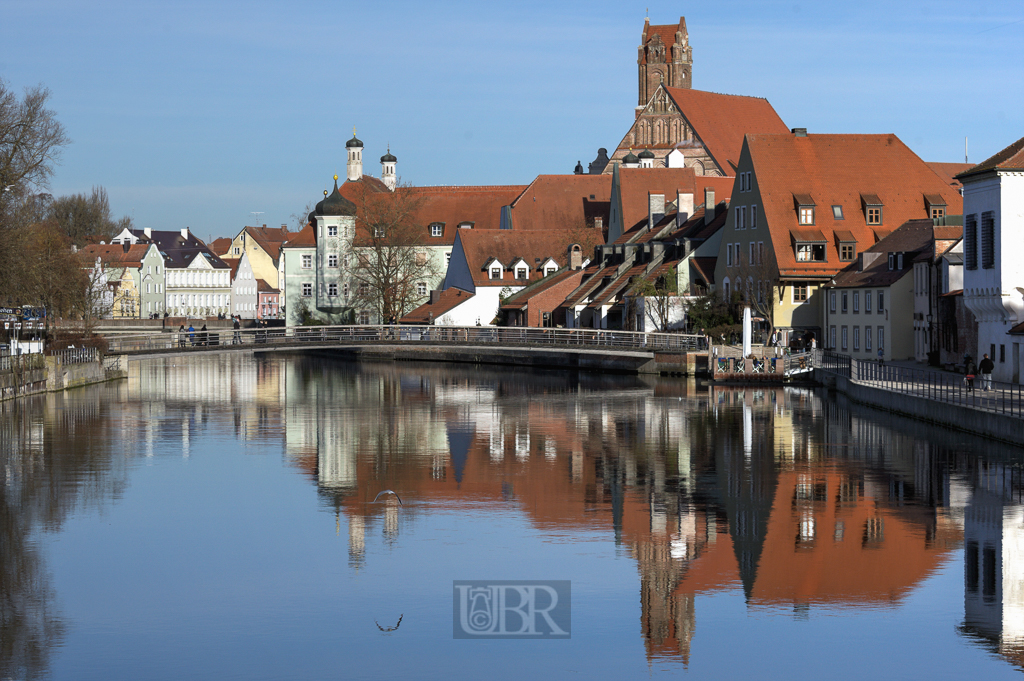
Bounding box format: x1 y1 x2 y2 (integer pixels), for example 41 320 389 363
233 316 241 345
187 324 195 346
980 353 995 391
178 325 186 348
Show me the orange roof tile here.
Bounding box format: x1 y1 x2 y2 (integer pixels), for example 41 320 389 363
281 223 316 248
400 288 475 323
78 243 151 268
508 174 611 231
455 229 577 288
957 135 1024 180
663 87 790 171
926 161 973 190
746 132 964 278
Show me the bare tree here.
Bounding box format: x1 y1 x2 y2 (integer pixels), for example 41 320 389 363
348 184 437 322
48 186 125 247
735 244 778 338
0 80 69 212
629 269 682 332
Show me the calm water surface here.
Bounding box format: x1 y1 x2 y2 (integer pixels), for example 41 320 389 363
2 353 1024 680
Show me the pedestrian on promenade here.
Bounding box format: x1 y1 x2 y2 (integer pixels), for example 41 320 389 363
877 347 884 366
979 353 995 391
187 324 195 346
965 356 976 392
178 325 185 348
233 316 241 344
199 323 208 347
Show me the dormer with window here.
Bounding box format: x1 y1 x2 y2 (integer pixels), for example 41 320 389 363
429 222 445 237
861 194 883 225
791 228 827 262
794 193 815 225
485 258 504 281
459 221 475 230
924 194 947 221
540 257 559 277
510 258 530 281
835 230 856 262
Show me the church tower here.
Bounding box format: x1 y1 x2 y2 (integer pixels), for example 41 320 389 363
637 17 692 109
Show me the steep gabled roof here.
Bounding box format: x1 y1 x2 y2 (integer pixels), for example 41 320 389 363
400 288 475 324
957 135 1024 180
663 87 789 171
926 161 973 190
746 132 963 278
280 223 316 249
210 237 232 256
508 174 611 231
455 229 576 288
830 219 934 288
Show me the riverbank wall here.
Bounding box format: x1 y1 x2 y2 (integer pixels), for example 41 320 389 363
815 368 1024 444
0 355 126 401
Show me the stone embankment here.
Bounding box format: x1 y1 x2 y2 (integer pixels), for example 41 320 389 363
0 350 126 401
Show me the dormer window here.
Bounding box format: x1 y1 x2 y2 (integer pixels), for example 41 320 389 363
489 265 502 280
429 222 444 237
888 253 895 270
925 194 947 221
862 194 883 225
832 205 844 220
794 193 815 225
792 228 826 262
516 267 528 280
374 227 386 238
835 230 856 262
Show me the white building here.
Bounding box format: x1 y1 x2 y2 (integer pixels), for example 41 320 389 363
960 136 1024 382
224 251 258 319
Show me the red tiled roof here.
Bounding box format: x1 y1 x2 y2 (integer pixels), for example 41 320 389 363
564 264 613 306
663 87 789 171
220 257 242 280
926 162 973 190
256 278 276 293
78 243 150 268
242 225 293 260
500 269 585 309
746 132 963 278
400 288 475 324
830 219 934 288
455 229 576 288
957 135 1024 179
508 174 611 231
210 237 232 256
340 178 526 246
281 223 316 248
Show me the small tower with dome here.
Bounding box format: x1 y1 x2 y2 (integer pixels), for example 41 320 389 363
380 147 397 191
346 129 364 181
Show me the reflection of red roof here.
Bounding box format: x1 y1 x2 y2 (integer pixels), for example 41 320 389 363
400 288 475 323
664 87 789 171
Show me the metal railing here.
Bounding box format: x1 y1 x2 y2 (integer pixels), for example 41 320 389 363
813 349 1024 418
50 347 99 366
712 351 811 376
104 325 706 355
0 353 45 373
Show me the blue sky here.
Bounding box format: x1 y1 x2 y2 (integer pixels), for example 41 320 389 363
2 0 1021 241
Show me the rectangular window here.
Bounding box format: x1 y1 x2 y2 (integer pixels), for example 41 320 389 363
793 284 808 303
878 291 884 313
758 241 764 265
830 291 836 313
445 252 451 266
328 225 337 237
865 326 872 351
865 290 871 313
343 283 349 298
302 283 312 297
374 227 386 238
867 207 881 225
233 247 240 255
840 243 855 261
931 206 945 220
737 206 746 229
490 266 502 280
751 205 757 229
799 206 814 225
842 292 848 313
853 327 860 351
965 214 978 270
878 327 884 350
417 282 427 296
832 205 844 220
328 283 338 296
430 223 443 237
301 254 312 269
842 326 848 351
830 326 836 349
358 310 370 325
726 244 733 267
981 211 995 269
796 243 825 262
516 267 528 280
1001 344 1006 363
853 291 859 313
749 242 756 265
327 254 338 268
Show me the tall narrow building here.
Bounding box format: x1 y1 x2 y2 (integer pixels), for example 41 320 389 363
637 17 692 109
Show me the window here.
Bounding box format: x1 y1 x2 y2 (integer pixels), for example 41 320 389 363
749 242 756 265
343 283 349 298
430 223 444 237
865 326 872 351
830 291 836 313
328 283 338 296
233 247 240 255
726 243 734 267
328 254 338 268
545 266 557 276
737 206 746 229
878 291 884 313
853 327 860 351
302 283 312 297
830 326 836 348
417 282 427 296
724 280 731 300
751 205 757 229
840 243 855 261
897 253 903 270
328 225 337 237
799 206 814 225
1001 344 1006 363
853 291 860 313
796 243 825 262
965 214 977 270
865 290 872 313
832 205 844 220
758 242 764 264
793 284 809 303
982 211 995 269
867 207 881 225
516 267 528 280
490 266 502 280
842 326 848 351
358 310 370 325
888 254 894 270
301 254 312 269
445 252 451 266
842 292 848 313
878 327 884 350
358 283 369 296
374 227 386 238
931 206 945 220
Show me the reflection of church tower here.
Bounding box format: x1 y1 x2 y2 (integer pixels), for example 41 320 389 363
638 17 693 108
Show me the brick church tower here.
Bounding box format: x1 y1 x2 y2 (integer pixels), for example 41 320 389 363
637 17 692 109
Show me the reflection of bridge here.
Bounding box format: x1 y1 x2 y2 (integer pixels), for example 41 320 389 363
106 325 707 374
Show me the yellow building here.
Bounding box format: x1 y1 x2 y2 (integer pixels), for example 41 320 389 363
222 225 292 290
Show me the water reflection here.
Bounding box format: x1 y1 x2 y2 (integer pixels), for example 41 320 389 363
5 355 1024 678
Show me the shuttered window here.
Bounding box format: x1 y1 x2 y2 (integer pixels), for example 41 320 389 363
965 214 977 270
981 211 995 269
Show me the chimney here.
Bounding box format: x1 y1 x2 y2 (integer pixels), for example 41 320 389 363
569 243 583 270
861 252 882 271
144 227 152 238
594 216 603 233
430 290 441 304
122 242 130 253
704 187 716 225
648 193 665 230
676 189 694 226
181 227 189 240
791 128 807 137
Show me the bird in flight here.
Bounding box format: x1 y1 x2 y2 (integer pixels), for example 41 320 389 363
373 490 403 505
376 614 403 632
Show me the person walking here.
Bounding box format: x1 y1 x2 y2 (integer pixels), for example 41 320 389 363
199 323 208 347
178 325 186 348
233 316 241 344
965 355 976 392
187 324 195 346
979 353 995 391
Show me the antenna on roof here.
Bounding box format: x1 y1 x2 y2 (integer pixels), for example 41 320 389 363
965 136 968 164
251 211 264 227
